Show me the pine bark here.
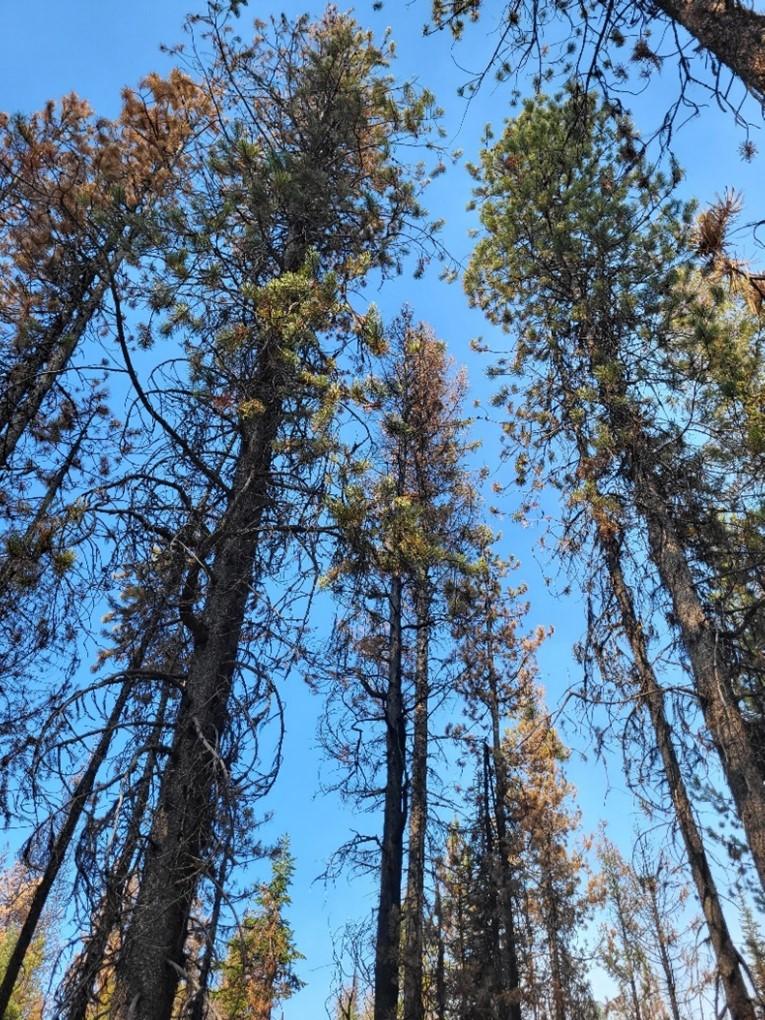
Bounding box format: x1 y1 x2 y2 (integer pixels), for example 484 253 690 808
64 686 171 1020
0 678 133 1018
0 240 128 472
403 586 429 1020
110 350 283 1019
599 526 757 1020
487 702 522 1020
373 571 407 1020
650 0 765 102
633 462 765 895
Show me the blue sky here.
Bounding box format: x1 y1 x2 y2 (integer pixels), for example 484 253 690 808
1 1 763 1015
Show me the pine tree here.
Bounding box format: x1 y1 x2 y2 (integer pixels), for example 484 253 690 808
632 845 701 1020
440 563 595 1020
396 322 476 1020
504 705 597 1020
101 10 436 1017
0 534 193 1019
595 836 669 1020
214 839 304 1020
321 312 478 1020
437 819 495 1019
465 90 762 1017
0 72 214 1013
449 550 546 1020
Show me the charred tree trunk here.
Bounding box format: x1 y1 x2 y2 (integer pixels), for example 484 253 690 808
540 858 566 1020
186 851 228 1020
433 878 447 1020
644 874 682 1020
403 584 429 1020
63 685 172 1020
581 319 765 896
633 462 765 896
550 328 756 1020
520 888 540 1020
0 676 134 1018
547 929 566 1020
487 683 522 1020
374 570 407 1020
110 347 284 1019
599 526 757 1020
0 241 129 472
481 753 505 1016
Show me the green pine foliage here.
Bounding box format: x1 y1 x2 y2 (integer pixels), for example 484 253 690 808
214 839 304 1020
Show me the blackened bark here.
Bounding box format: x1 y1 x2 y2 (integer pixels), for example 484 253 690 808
481 752 505 1015
374 571 407 1020
64 686 171 1020
541 857 566 1020
600 527 757 1020
644 875 682 1020
110 353 283 1019
0 678 133 1018
634 464 765 896
433 879 447 1020
487 676 522 1020
402 586 429 1020
0 242 128 472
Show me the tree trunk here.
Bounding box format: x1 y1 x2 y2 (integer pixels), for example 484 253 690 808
63 685 171 1020
547 929 566 1020
553 317 755 1018
110 361 283 1019
373 571 407 1020
403 584 429 1020
634 462 765 895
611 877 644 1020
433 879 447 1020
0 676 134 1018
520 889 540 1020
0 239 129 472
541 861 566 1020
186 851 228 1020
650 0 765 103
599 525 757 1020
488 688 522 1020
644 876 682 1020
482 752 505 1016
583 325 765 896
